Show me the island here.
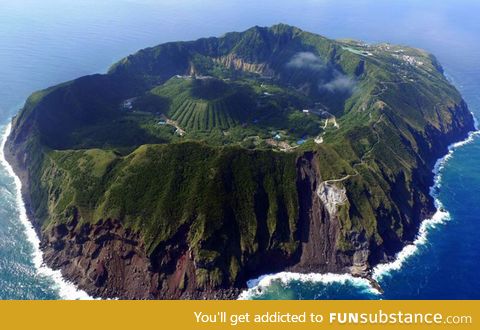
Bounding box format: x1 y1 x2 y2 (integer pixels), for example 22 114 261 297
4 24 475 299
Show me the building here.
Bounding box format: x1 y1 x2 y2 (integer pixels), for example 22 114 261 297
121 97 136 110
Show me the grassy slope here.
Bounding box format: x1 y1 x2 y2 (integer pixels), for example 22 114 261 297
8 24 473 289
39 143 298 285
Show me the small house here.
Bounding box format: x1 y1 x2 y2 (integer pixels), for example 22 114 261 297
121 97 136 111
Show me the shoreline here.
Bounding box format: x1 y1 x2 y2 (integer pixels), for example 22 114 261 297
3 114 477 300
0 122 92 300
239 122 480 300
372 127 480 280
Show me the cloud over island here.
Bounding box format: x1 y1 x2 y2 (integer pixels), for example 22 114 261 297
287 51 356 94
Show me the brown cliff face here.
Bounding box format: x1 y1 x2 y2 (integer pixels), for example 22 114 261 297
37 152 371 299
290 153 370 277
42 218 155 299
35 152 340 300
291 153 343 273
41 217 242 299
213 54 275 76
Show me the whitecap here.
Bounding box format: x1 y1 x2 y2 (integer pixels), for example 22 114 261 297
373 127 480 280
240 127 480 299
238 271 379 300
0 122 93 300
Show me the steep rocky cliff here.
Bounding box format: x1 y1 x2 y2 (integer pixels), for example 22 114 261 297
4 24 475 299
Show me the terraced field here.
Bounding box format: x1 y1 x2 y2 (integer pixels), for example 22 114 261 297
168 97 243 131
149 77 256 131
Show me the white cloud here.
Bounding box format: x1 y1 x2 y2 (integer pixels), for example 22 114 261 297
287 52 325 71
321 71 356 93
287 52 356 94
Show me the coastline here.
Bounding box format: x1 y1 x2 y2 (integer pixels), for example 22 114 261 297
4 116 477 300
3 96 476 300
0 122 92 300
3 114 477 300
239 120 480 300
372 126 480 280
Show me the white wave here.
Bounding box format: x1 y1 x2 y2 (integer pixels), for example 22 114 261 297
373 128 480 280
238 271 379 300
472 111 479 131
240 127 480 299
372 207 450 280
0 122 93 300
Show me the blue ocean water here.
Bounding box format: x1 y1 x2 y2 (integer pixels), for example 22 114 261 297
0 0 478 299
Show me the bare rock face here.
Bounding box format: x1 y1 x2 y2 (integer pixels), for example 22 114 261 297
317 182 347 217
213 54 274 76
39 152 370 299
41 218 241 299
41 218 156 299
290 153 362 275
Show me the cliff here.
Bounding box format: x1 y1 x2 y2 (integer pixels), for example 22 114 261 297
4 24 476 299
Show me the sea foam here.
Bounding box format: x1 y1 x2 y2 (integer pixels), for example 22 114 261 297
371 202 450 280
0 123 93 300
238 272 379 300
373 121 480 280
240 122 480 299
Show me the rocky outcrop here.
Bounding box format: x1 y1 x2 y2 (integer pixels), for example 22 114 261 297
35 151 369 299
41 217 241 299
290 153 370 277
317 182 348 217
213 54 275 77
42 218 155 299
292 153 342 273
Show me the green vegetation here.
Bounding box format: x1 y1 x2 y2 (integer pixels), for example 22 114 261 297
8 24 474 289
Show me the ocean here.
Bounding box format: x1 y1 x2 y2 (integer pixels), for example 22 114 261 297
0 0 478 299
